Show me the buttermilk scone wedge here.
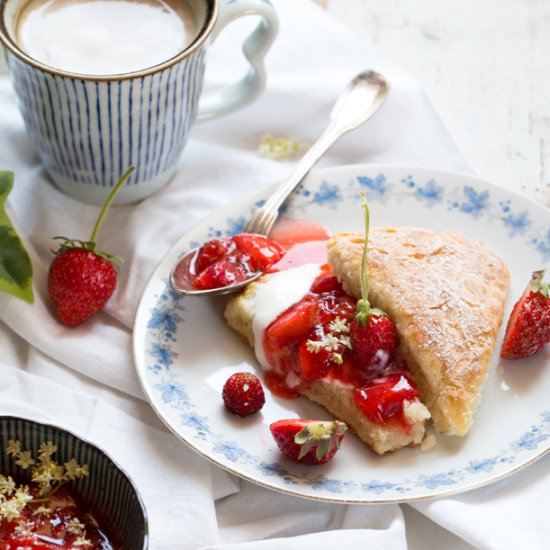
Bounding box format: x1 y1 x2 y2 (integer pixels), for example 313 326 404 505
224 264 431 456
327 227 509 436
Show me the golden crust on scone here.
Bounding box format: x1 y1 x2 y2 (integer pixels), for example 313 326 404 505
327 227 509 436
224 274 430 455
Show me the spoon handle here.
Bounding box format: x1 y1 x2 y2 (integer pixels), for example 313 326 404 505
244 70 390 236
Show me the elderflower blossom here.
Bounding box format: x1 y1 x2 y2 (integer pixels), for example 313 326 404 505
0 475 16 496
32 463 64 495
74 535 93 547
12 487 32 508
33 504 51 517
305 318 352 365
15 451 35 469
14 519 34 536
0 498 23 521
67 517 86 535
339 335 351 349
38 441 57 457
74 464 89 479
258 133 310 160
6 440 20 457
322 333 341 352
1 439 90 519
63 459 89 481
305 340 323 353
329 317 349 334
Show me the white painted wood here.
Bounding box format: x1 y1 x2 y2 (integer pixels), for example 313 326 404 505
321 0 550 207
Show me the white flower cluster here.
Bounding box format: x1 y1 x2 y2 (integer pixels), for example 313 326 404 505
1 439 92 547
257 133 310 160
306 317 352 365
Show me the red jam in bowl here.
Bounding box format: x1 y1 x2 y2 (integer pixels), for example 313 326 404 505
0 484 119 549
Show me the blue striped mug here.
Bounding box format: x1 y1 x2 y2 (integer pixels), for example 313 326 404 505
0 0 278 204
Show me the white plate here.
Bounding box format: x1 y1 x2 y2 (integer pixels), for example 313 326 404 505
133 165 550 503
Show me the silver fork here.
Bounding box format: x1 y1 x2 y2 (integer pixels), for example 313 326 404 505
243 70 390 236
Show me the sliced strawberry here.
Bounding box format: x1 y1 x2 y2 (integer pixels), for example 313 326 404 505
193 260 247 290
270 419 347 464
310 274 343 294
232 233 285 271
297 341 331 380
501 270 550 359
353 373 418 426
192 238 232 275
265 296 319 347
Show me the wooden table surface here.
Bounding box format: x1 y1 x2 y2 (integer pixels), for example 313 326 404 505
318 0 550 208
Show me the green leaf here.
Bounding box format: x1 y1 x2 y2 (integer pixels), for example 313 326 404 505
0 172 34 303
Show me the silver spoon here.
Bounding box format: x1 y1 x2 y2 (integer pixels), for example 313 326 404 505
170 70 390 297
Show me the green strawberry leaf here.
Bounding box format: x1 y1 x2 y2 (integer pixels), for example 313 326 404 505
0 171 34 303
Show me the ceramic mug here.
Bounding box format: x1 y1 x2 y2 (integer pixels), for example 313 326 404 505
0 0 278 204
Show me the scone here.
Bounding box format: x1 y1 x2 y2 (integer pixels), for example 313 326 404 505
327 227 509 436
225 264 431 455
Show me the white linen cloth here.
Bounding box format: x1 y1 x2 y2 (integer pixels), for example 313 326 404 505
0 1 547 549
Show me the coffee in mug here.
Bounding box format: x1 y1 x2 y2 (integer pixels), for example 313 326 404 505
0 0 279 204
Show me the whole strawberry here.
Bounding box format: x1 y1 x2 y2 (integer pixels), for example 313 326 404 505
48 167 134 327
222 372 265 416
270 419 347 465
351 312 397 373
350 194 397 374
501 269 550 359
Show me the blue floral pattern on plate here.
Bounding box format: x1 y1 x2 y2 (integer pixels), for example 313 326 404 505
136 165 550 503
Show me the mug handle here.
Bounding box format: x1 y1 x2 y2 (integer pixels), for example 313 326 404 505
196 0 279 122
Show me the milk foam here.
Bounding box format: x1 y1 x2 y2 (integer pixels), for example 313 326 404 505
15 0 197 75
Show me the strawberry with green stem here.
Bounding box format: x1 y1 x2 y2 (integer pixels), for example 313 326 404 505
350 194 397 375
48 167 134 327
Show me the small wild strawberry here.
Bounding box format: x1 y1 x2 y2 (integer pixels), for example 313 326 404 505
501 269 550 359
350 194 397 374
222 372 265 416
48 167 134 327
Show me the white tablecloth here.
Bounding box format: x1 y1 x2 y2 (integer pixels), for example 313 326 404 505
0 1 547 548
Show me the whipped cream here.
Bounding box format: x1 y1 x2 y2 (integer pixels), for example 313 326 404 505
251 264 321 370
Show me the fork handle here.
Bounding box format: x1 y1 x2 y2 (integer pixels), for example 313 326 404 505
244 71 390 235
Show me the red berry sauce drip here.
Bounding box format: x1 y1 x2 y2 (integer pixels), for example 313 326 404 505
182 234 286 291
0 485 119 549
263 267 419 432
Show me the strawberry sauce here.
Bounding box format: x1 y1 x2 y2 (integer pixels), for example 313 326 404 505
262 267 419 431
0 485 119 549
175 234 286 291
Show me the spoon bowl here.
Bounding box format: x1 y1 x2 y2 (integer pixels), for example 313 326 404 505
170 70 390 297
170 248 265 296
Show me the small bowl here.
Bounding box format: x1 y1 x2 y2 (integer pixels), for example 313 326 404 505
0 415 148 549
